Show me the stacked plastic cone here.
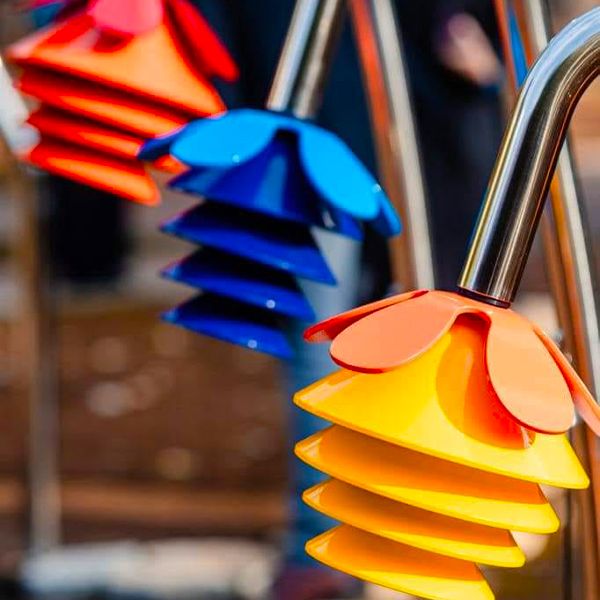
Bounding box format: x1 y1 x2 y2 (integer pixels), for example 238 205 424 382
7 0 237 204
140 109 401 359
294 290 600 600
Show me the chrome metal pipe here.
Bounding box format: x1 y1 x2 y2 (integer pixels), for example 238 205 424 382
459 7 600 304
267 0 344 119
0 54 60 553
518 2 600 598
350 0 435 290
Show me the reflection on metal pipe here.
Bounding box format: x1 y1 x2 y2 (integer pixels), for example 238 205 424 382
517 2 600 599
0 53 60 554
267 0 344 119
459 7 600 304
349 0 435 290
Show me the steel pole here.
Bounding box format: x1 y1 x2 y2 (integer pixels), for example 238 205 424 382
349 0 435 290
0 53 60 554
517 2 600 598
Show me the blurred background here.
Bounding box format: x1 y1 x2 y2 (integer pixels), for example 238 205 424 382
0 0 598 598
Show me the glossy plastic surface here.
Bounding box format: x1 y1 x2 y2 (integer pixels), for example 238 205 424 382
18 68 191 136
166 0 238 82
88 0 163 37
296 317 588 488
166 109 400 236
161 203 336 284
296 425 559 533
7 13 224 115
304 480 524 567
534 324 600 435
321 290 579 435
163 293 293 359
27 107 143 159
307 525 494 600
168 132 363 240
24 137 158 204
162 248 316 320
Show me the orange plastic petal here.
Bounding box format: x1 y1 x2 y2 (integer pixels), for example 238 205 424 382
296 426 559 532
533 324 600 435
167 0 239 82
304 290 424 343
23 137 159 205
330 291 464 373
7 13 224 115
152 154 185 174
17 68 190 137
307 525 494 600
486 311 574 434
27 107 143 160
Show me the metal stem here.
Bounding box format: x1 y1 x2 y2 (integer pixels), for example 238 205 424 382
458 7 600 304
349 0 435 290
0 54 60 553
517 2 600 598
266 0 344 119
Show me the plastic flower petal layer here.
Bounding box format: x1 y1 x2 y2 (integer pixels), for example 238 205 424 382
295 291 595 599
306 289 600 435
8 0 237 203
141 108 401 359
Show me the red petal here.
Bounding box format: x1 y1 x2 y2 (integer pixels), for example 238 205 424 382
304 290 424 343
533 325 600 436
330 291 461 373
87 0 164 37
166 0 238 82
486 311 574 434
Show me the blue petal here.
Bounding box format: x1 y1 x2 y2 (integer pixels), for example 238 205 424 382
299 122 394 223
171 109 288 168
138 126 186 160
160 202 337 285
372 193 402 237
163 293 294 360
168 131 363 240
162 247 316 321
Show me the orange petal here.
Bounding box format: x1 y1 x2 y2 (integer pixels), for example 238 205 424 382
533 325 600 436
7 13 225 116
329 291 461 373
22 137 159 205
304 290 424 343
27 107 143 160
486 311 574 434
17 67 191 137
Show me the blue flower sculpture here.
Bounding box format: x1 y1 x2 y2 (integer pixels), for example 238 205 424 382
140 108 401 359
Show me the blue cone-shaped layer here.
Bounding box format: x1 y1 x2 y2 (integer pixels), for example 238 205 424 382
140 109 401 237
169 130 363 240
163 293 293 360
160 202 336 285
162 247 316 321
170 109 285 168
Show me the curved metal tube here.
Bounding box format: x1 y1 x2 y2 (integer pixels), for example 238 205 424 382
267 0 344 119
459 7 600 304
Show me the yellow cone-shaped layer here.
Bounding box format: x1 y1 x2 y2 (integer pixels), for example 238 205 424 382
295 318 588 490
296 426 558 533
304 479 525 567
307 525 494 600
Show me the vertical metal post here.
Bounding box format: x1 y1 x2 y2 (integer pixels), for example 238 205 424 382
267 0 345 119
0 54 60 554
349 0 435 290
517 2 600 598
